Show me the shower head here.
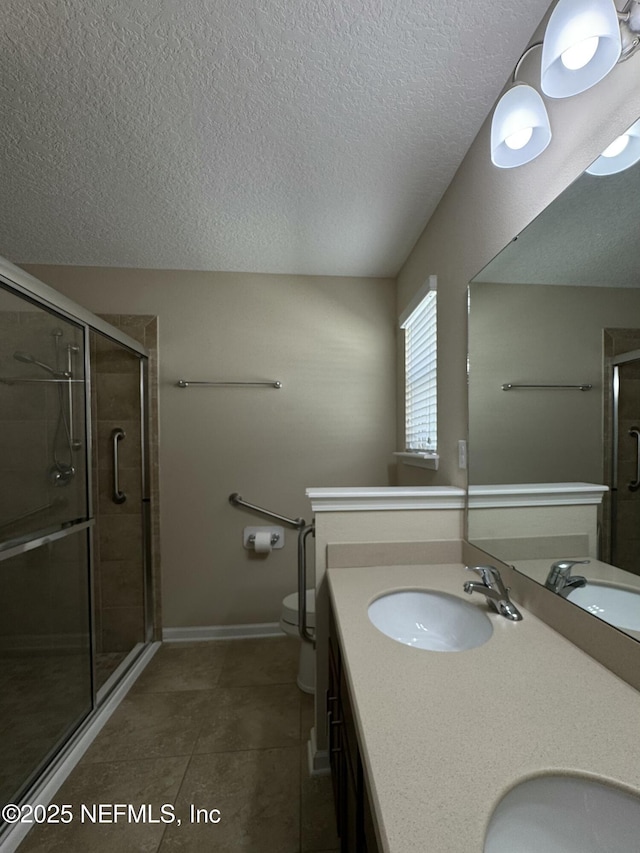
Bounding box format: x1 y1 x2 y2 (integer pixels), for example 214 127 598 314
13 351 65 377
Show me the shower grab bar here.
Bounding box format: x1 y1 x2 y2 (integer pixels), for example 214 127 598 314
298 523 315 645
502 383 592 391
228 493 305 528
177 379 282 389
629 428 640 492
112 428 127 504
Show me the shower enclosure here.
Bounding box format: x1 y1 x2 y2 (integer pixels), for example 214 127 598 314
608 348 640 577
0 261 155 827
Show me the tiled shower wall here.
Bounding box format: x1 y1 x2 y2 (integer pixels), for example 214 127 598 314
91 315 160 659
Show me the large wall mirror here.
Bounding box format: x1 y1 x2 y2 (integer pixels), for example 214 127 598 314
467 117 640 642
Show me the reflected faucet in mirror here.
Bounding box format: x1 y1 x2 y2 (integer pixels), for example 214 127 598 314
544 559 590 597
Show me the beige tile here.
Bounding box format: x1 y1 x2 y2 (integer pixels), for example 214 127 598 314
158 748 300 853
101 605 145 652
92 333 141 374
95 651 128 689
131 643 230 693
82 691 210 763
218 637 299 687
98 515 144 562
95 373 140 420
100 560 145 609
194 684 301 753
17 756 188 853
0 420 48 471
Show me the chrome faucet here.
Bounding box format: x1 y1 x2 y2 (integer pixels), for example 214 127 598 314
463 565 523 621
544 559 589 596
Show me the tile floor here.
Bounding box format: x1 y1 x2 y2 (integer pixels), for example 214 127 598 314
17 637 339 853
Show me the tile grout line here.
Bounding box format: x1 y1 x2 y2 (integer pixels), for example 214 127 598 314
153 641 234 853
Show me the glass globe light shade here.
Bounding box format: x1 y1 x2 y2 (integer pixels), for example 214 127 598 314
541 0 621 98
491 84 552 168
586 118 640 175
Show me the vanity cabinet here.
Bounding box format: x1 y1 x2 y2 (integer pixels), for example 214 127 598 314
328 607 381 853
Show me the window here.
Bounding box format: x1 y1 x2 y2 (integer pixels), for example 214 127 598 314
399 278 437 466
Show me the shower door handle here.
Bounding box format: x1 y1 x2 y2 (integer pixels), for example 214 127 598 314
629 428 640 492
111 428 127 504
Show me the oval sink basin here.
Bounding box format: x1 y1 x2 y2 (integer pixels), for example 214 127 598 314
367 590 493 652
567 582 640 631
485 775 640 852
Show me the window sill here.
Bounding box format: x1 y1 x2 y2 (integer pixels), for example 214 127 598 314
393 451 439 471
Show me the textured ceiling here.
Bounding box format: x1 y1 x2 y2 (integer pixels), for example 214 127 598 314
1 0 552 276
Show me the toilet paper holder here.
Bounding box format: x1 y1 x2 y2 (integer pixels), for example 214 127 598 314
243 526 285 550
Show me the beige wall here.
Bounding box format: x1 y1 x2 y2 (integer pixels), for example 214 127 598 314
396 41 640 490
468 283 640 484
22 266 397 628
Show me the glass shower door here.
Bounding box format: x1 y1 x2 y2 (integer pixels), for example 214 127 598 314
0 284 92 811
610 350 640 577
90 330 149 692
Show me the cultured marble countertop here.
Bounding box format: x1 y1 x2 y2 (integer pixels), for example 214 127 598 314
327 563 640 853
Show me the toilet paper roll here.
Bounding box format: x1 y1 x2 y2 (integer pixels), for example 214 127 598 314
253 531 273 554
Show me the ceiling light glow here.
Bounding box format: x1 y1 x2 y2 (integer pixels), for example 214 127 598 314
601 134 630 158
586 119 640 175
560 35 600 69
504 127 534 150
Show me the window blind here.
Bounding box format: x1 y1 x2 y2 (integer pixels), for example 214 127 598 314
401 290 437 452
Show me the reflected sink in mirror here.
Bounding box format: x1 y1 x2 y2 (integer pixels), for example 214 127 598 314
566 582 640 632
367 590 493 652
485 775 640 853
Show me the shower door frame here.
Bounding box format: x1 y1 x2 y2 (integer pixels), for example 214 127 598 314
609 347 640 567
90 327 154 701
0 257 155 815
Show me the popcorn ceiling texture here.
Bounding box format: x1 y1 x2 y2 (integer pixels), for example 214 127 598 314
1 0 551 276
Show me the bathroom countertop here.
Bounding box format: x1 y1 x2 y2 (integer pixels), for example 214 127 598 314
327 563 640 853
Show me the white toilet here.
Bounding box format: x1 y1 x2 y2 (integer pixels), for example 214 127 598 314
280 589 315 694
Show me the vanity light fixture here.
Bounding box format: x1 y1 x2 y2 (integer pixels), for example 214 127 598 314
490 0 640 169
541 0 621 98
585 117 640 174
491 83 551 168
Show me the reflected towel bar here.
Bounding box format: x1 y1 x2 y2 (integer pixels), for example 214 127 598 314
177 379 282 389
502 383 592 391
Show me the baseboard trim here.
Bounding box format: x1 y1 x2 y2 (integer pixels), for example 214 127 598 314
162 622 285 642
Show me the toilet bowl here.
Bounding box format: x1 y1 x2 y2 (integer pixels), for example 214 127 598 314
280 589 315 694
